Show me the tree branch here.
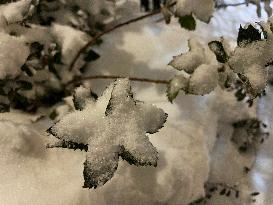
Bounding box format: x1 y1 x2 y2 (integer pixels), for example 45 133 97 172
69 75 169 85
68 2 177 71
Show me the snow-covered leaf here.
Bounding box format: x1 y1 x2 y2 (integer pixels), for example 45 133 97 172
0 0 32 24
167 74 189 102
188 64 219 95
48 78 167 188
0 33 29 79
168 39 206 73
244 64 267 97
175 0 214 23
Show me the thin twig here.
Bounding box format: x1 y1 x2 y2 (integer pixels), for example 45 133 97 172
69 75 169 85
68 2 177 71
216 2 246 9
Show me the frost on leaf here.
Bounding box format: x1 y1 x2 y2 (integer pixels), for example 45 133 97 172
48 78 167 188
168 39 206 74
175 0 214 23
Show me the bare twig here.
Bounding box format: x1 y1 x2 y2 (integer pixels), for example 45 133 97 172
69 75 169 85
68 2 177 71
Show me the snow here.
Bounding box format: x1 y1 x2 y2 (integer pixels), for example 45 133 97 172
50 24 90 66
0 0 32 24
189 64 219 95
175 0 215 22
245 64 267 96
0 33 29 79
49 78 167 188
168 38 207 73
73 85 96 111
0 1 272 205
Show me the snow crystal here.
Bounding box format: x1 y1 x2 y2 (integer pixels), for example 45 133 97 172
168 38 206 73
189 64 219 95
175 0 215 23
48 78 167 188
0 33 29 79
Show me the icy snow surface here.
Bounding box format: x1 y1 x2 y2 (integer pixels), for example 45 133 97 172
0 1 273 205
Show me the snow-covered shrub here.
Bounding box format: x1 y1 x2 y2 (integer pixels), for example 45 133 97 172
0 0 273 204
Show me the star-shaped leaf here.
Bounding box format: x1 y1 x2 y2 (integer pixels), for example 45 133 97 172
48 78 167 188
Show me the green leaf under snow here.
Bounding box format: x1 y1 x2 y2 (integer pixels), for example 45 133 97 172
178 14 196 31
167 75 189 102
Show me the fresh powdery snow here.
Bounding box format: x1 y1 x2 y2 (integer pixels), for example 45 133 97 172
0 0 32 24
48 78 167 188
188 64 219 95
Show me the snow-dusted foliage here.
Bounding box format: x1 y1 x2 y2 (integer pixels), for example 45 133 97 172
167 38 220 101
48 78 167 188
169 39 207 73
168 17 273 103
0 0 114 111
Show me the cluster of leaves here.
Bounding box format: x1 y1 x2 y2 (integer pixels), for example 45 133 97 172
167 20 273 103
188 182 260 205
231 118 269 153
47 79 167 188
